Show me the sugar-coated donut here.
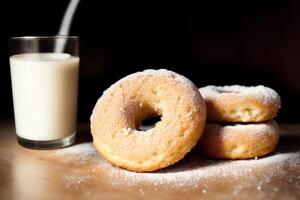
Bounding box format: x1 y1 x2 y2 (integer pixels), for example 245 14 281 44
196 120 279 159
90 69 206 172
199 85 281 122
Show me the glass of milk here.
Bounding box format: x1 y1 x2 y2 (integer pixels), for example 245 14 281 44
9 36 79 149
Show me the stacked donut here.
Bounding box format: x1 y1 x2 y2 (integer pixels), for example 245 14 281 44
196 85 281 159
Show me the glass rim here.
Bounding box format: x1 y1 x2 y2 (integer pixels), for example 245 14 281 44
10 35 79 40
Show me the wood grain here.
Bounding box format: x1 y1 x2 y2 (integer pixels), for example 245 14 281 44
0 120 299 200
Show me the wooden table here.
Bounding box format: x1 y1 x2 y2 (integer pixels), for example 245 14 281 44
0 120 299 200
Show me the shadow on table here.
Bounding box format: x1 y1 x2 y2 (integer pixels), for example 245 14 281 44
154 133 300 174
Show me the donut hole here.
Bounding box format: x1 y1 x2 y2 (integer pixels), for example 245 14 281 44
135 104 162 131
138 115 162 131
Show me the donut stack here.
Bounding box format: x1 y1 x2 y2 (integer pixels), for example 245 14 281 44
91 69 282 172
196 85 281 159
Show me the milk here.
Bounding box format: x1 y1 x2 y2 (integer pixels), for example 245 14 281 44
10 53 79 141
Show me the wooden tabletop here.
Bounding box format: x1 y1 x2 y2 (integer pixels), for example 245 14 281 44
0 120 299 200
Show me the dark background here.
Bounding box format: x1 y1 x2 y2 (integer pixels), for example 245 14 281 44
1 0 300 122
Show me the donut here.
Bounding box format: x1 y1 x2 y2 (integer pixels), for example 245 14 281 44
196 120 279 159
90 69 206 172
199 85 281 122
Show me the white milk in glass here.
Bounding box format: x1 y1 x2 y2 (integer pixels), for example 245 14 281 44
10 53 79 141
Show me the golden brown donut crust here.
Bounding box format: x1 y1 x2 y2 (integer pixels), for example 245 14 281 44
196 120 279 159
90 69 206 172
199 85 281 122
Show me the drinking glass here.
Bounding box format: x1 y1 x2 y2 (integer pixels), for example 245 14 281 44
9 36 79 149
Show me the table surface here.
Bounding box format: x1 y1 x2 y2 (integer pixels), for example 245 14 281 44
0 120 299 200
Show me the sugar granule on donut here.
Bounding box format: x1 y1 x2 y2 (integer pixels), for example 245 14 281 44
90 69 206 172
199 85 281 122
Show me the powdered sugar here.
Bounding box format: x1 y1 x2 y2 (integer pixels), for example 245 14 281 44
52 141 300 196
200 85 280 105
51 143 99 164
105 151 299 188
102 69 191 94
119 69 194 88
100 69 200 108
63 174 90 188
